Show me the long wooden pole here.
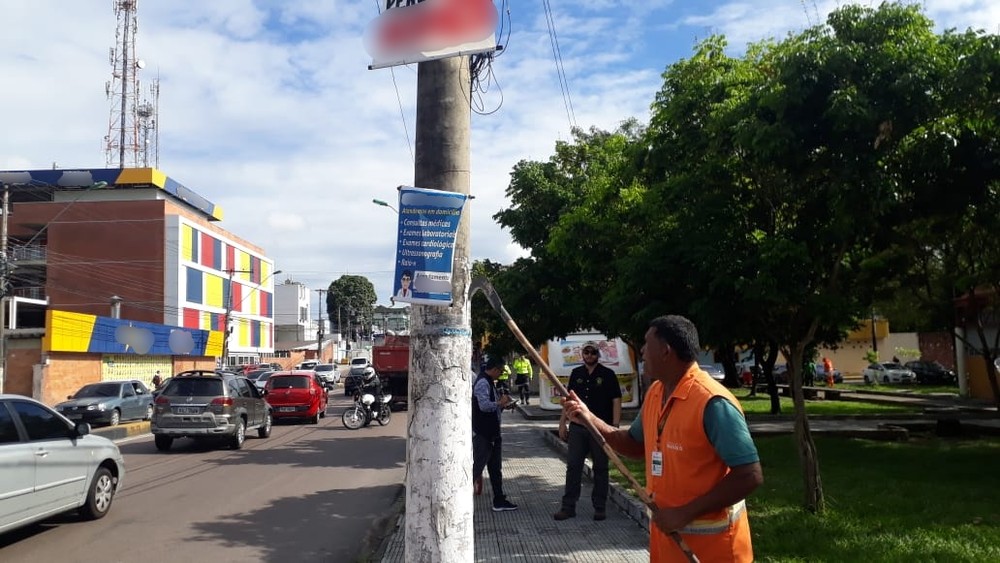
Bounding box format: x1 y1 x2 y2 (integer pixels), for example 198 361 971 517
471 277 698 562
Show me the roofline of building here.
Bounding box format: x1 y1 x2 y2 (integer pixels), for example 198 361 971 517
0 168 223 222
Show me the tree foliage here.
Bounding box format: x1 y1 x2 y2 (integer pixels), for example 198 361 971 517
488 2 1000 513
326 275 377 333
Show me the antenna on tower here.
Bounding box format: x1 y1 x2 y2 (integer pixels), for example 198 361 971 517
138 76 159 168
104 0 142 168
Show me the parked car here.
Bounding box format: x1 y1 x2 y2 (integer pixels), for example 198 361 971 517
0 394 126 534
296 360 319 371
265 371 329 424
151 370 272 451
904 360 958 385
250 370 276 391
313 363 340 388
862 362 916 384
699 364 726 383
55 380 153 427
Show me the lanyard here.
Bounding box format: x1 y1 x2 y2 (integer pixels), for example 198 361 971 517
655 390 676 445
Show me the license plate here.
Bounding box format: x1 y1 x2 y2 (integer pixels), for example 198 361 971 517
280 407 296 412
175 407 200 415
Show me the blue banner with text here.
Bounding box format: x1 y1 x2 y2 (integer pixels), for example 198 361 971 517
392 186 468 306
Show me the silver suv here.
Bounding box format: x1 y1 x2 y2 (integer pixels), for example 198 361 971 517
151 370 272 451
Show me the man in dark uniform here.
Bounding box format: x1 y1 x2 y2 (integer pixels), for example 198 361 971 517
554 341 622 521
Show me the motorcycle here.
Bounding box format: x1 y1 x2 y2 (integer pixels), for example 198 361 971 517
342 388 392 429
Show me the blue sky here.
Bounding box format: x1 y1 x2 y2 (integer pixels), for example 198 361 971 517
0 0 996 311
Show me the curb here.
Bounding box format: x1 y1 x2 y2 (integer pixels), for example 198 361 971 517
93 421 150 441
540 428 651 532
365 484 406 563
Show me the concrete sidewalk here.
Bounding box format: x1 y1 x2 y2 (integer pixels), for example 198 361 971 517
376 417 651 563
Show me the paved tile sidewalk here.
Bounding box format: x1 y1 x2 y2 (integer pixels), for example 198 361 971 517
378 418 650 562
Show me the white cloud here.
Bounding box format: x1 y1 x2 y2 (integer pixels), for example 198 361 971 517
1 0 993 309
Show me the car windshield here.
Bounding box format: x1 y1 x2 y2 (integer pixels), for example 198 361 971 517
164 378 224 397
74 383 121 398
882 362 904 369
315 365 334 373
269 376 310 389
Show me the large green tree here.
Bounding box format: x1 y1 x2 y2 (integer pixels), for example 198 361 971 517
889 28 1000 408
326 275 377 338
495 124 647 346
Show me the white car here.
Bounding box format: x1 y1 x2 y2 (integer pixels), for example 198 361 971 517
0 395 126 534
862 362 916 384
349 357 372 376
313 363 340 387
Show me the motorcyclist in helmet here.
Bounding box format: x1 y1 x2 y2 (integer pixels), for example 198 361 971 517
360 367 381 397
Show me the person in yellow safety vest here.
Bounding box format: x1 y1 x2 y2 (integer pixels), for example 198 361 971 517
512 355 533 405
496 360 512 395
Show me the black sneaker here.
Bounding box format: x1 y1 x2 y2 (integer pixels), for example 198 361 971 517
492 498 519 512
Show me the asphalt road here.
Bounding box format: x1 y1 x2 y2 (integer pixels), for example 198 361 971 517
0 393 406 563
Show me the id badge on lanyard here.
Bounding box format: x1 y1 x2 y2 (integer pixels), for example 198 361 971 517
651 449 664 476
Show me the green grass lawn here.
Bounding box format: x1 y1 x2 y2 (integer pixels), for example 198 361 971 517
609 436 1000 562
736 395 919 416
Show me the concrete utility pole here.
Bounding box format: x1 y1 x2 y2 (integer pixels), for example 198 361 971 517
221 268 254 367
315 289 327 361
405 55 474 562
0 184 8 394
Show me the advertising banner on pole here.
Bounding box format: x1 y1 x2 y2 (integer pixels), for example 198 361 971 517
391 186 468 306
364 0 498 69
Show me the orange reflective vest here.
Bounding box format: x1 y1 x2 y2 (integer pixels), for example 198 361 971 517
641 366 754 562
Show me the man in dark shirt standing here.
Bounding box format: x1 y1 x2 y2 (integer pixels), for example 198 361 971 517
555 341 622 521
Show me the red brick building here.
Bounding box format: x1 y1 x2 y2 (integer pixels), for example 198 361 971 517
0 168 276 404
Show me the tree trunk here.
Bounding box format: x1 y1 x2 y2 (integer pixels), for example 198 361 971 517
788 343 825 513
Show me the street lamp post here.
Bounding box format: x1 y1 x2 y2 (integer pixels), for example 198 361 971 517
372 198 399 213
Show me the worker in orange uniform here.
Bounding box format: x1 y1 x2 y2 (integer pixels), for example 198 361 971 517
562 315 762 562
823 357 834 387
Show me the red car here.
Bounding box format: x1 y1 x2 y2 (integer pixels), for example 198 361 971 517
265 371 328 424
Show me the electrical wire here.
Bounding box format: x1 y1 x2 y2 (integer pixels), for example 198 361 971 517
540 0 576 129
371 0 415 164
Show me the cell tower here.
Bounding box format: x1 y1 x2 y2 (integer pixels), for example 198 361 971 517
104 0 144 168
138 77 160 168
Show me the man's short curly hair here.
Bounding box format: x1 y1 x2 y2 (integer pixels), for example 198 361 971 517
648 315 700 362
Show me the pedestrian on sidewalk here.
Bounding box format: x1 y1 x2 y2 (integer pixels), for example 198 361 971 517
823 356 835 388
472 355 518 512
555 341 621 522
562 315 763 562
512 354 533 405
